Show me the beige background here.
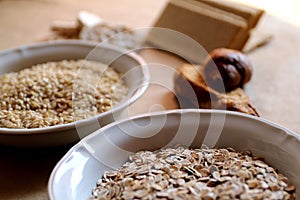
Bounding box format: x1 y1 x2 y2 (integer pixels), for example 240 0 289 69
0 0 300 199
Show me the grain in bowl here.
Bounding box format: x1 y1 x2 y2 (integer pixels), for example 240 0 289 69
0 59 128 129
89 145 295 200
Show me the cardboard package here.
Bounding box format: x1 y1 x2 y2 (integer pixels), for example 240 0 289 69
147 0 264 63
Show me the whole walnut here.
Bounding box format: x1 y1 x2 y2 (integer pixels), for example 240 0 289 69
203 48 253 92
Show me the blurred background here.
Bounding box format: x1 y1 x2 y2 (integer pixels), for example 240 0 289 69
0 0 299 49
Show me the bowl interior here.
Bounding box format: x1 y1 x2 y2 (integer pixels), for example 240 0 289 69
0 41 149 147
48 110 300 200
0 41 148 94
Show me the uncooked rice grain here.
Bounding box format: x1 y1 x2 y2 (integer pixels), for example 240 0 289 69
89 145 295 200
0 59 128 129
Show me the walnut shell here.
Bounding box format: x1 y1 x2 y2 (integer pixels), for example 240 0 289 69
203 48 253 92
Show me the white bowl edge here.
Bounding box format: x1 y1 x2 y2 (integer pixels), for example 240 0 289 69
48 109 300 199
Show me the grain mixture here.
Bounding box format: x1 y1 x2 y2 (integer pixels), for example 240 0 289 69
90 145 295 200
0 60 128 129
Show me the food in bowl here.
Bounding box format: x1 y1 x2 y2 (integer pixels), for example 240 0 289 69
0 59 127 129
47 110 300 199
89 145 295 200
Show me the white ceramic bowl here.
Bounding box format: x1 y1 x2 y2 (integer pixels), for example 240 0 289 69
48 109 300 200
0 40 150 147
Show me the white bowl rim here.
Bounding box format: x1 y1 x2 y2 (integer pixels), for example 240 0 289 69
0 40 150 135
81 108 300 143
48 108 300 199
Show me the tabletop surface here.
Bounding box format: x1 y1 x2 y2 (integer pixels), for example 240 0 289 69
0 0 300 199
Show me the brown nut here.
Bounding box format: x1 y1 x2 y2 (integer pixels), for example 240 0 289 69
203 48 253 92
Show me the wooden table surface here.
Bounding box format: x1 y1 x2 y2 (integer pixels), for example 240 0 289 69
0 0 300 199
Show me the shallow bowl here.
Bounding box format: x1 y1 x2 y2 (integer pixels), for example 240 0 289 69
48 109 300 199
0 40 149 147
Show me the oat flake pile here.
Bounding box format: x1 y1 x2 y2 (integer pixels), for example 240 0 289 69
0 59 128 129
90 145 295 200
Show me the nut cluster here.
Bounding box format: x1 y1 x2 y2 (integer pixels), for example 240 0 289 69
90 145 295 200
203 48 253 92
0 60 128 129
